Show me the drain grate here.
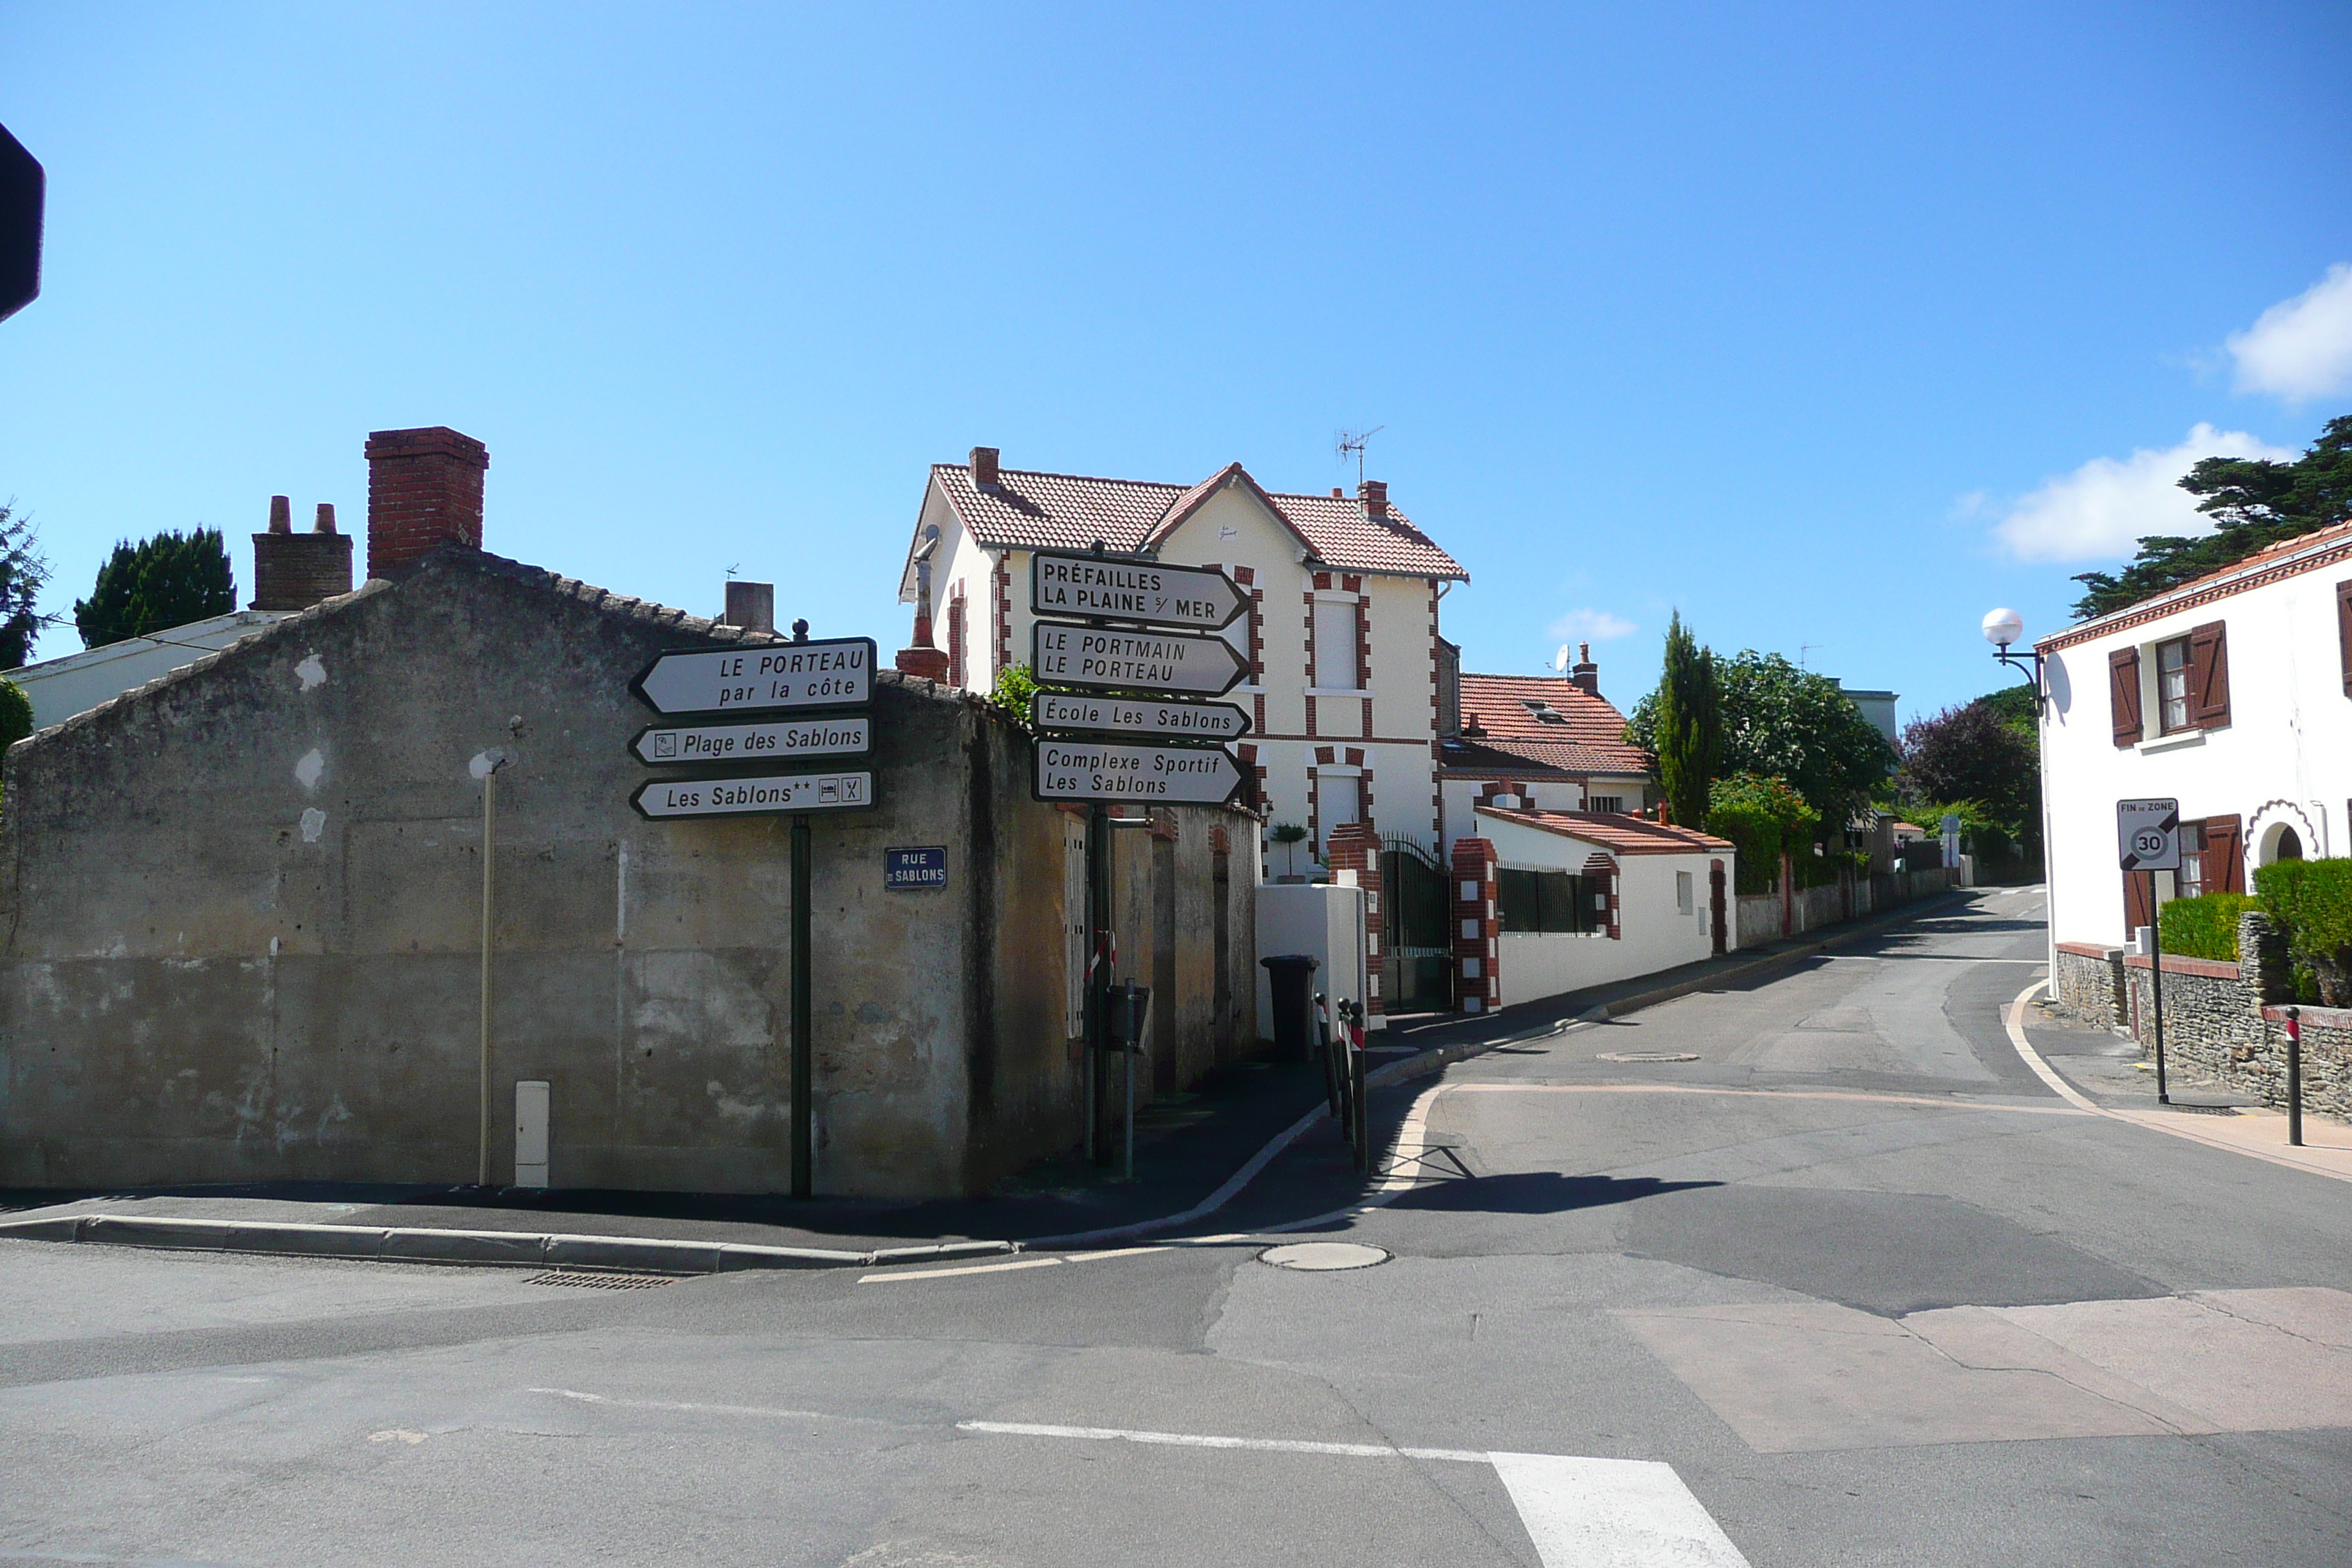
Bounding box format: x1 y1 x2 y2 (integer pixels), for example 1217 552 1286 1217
1598 1050 1700 1063
524 1270 677 1289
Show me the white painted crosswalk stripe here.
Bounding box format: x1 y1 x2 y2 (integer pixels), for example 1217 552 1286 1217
957 1420 1749 1567
1491 1452 1752 1568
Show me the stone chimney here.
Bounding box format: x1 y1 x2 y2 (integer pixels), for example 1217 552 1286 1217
721 581 774 636
364 426 488 579
1358 479 1389 520
970 446 1000 489
251 495 353 611
894 552 950 681
1569 641 1599 696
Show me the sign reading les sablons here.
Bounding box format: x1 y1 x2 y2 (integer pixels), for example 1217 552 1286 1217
1030 551 1248 632
630 638 873 717
631 771 872 820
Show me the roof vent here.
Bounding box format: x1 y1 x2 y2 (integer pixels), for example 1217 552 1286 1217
970 446 1000 489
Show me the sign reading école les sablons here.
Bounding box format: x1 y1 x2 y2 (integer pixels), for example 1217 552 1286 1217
1032 690 1248 742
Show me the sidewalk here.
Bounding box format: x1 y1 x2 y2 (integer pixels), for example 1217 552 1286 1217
0 887 1984 1274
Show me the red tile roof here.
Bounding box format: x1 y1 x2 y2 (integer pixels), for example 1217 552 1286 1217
1475 804 1732 856
1452 673 1650 774
927 461 1468 581
2039 519 2352 652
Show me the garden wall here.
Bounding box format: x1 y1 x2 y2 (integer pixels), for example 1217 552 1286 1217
2114 911 2351 1122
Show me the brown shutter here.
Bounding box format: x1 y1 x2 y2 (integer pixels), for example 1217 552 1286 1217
2337 579 2352 697
2108 647 2142 747
2188 621 2230 729
2204 814 2244 895
2123 865 2154 935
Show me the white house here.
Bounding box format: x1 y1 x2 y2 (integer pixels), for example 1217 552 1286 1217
895 450 1469 858
2036 520 2352 1004
1437 660 1656 840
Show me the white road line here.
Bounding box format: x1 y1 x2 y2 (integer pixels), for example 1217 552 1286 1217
2000 979 2102 1112
529 1387 837 1422
1445 1083 2086 1115
1490 1452 1752 1568
859 1243 1169 1284
959 1420 1749 1567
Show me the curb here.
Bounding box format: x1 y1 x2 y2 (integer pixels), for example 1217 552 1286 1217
0 1212 1019 1275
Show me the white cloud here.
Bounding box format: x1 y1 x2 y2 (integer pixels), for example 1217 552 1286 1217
2228 263 2352 401
1992 423 2294 562
1548 608 1637 643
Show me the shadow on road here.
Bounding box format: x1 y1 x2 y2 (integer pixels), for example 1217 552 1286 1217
1381 1171 1719 1215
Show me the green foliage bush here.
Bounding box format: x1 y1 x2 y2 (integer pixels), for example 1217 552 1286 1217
2254 858 2352 1005
1708 772 1817 895
0 678 30 751
987 661 1037 725
2157 893 2255 962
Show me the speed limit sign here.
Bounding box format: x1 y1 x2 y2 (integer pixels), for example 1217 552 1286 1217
2117 798 2182 872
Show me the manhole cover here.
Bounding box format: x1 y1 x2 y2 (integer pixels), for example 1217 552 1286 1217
1257 1241 1389 1271
1597 1050 1700 1063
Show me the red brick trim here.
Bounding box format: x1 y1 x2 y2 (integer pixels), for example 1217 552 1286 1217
2121 952 2240 979
2039 530 2352 654
1452 837 1500 1013
2056 941 2119 959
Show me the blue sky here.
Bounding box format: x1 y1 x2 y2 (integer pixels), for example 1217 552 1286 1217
3 3 2349 728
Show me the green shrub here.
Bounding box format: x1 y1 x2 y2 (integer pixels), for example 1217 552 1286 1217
2255 857 2352 1005
1708 773 1817 895
987 662 1036 725
0 678 29 750
2157 892 2255 962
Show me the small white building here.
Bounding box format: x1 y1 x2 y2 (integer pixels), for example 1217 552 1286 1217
2036 521 2351 1001
894 450 1468 861
11 611 293 731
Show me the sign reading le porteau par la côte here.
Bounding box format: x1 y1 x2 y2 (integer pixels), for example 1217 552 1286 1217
1034 739 1244 805
1030 551 1248 631
1030 690 1249 742
1030 622 1248 698
630 637 873 717
630 715 870 766
631 771 872 820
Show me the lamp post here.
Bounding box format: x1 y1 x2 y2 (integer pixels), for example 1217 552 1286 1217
1981 607 2045 706
1980 606 2060 983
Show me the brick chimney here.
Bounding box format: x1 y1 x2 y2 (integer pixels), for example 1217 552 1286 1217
1569 641 1599 696
721 580 775 636
970 446 1000 489
251 496 353 611
1358 479 1389 520
365 426 488 578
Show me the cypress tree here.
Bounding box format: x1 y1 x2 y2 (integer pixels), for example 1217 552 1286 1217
74 527 236 649
1653 610 1722 831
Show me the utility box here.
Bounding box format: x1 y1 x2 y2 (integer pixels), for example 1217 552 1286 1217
514 1079 550 1188
1254 882 1374 1036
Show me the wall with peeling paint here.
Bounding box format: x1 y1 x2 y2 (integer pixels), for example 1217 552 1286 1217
0 551 1258 1199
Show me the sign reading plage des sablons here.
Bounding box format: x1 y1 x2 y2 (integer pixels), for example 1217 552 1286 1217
631 771 872 820
631 715 870 766
630 638 873 717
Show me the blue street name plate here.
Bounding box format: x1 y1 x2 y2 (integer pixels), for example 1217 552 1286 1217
886 845 948 890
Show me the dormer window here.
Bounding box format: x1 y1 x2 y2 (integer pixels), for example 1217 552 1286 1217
1520 699 1568 725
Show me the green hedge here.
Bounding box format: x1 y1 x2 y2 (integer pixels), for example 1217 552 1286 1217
2157 893 2254 962
2254 858 2352 1005
0 679 28 751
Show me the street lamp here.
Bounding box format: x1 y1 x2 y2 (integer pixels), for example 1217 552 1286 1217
1981 606 2046 708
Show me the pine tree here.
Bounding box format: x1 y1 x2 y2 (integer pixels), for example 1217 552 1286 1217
0 501 50 668
73 528 236 650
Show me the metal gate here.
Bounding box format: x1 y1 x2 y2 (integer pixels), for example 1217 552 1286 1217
1381 837 1454 1014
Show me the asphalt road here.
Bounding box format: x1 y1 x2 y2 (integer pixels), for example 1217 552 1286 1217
4 886 2349 1567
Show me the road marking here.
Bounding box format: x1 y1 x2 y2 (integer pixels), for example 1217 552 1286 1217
859 1244 1168 1284
1491 1452 1752 1567
1445 1083 2086 1115
529 1387 839 1422
960 1420 1749 1567
2000 981 2102 1112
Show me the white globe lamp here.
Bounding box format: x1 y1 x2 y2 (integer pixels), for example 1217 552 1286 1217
1981 608 2025 649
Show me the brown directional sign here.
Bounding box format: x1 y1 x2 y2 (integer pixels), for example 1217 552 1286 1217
1030 621 1249 699
1030 551 1248 632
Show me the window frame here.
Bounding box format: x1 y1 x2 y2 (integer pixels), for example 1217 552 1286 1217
2155 635 2193 735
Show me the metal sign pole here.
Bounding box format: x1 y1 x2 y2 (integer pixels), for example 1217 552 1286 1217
791 813 813 1197
1087 800 1110 1166
478 766 497 1187
2149 870 2168 1105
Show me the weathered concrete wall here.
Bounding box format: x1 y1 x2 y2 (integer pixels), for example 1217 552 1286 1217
0 552 1258 1197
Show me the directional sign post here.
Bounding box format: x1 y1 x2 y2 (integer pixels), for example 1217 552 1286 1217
630 637 873 717
1030 621 1248 698
2117 796 2181 1106
1032 690 1248 743
1035 738 1244 807
630 770 872 820
1031 551 1247 631
631 715 869 766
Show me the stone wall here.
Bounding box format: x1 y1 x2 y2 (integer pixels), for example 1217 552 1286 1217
1734 867 1956 949
2051 941 2125 1027
2118 911 2350 1121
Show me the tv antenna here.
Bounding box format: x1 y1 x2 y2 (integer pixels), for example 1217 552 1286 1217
1335 426 1384 487
1800 642 1820 668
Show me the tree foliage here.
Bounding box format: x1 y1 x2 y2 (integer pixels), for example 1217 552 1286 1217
1707 772 1818 894
1648 611 1721 833
0 677 30 750
0 502 51 669
1633 651 1896 833
74 528 236 651
2070 415 2352 619
987 660 1037 725
1899 696 2039 841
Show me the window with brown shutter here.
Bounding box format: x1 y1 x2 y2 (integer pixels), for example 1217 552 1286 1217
2108 646 2142 747
2188 621 2230 729
2203 814 2244 894
2337 579 2351 698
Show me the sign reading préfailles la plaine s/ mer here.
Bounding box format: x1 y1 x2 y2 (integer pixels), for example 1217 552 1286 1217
630 771 872 820
630 638 873 717
1030 551 1248 632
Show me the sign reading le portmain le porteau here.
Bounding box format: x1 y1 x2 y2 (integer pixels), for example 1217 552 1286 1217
1030 622 1248 698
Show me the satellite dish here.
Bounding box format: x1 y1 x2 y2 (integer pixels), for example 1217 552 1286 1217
1553 644 1571 673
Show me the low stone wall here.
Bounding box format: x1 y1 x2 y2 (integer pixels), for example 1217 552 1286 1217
2051 941 2125 1027
2116 911 2351 1121
1734 867 1956 949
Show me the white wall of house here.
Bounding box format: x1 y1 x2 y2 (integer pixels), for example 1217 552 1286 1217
12 611 292 730
2040 547 2352 951
1477 811 1725 1007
